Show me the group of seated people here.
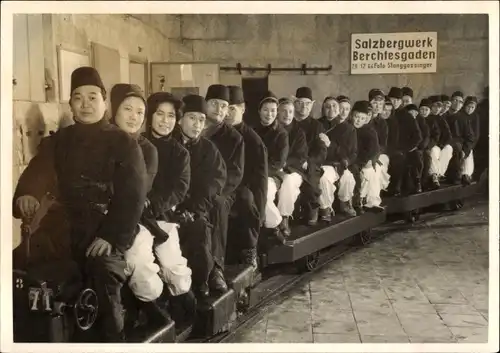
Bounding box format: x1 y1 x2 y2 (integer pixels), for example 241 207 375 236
11 66 482 342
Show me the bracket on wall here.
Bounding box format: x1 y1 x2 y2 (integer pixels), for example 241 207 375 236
221 63 332 75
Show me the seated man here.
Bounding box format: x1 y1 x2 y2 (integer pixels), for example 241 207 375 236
386 87 405 196
276 97 308 235
110 86 195 326
446 91 474 185
417 98 441 189
404 104 426 193
428 95 454 181
14 67 148 342
203 84 245 294
224 85 268 269
172 94 227 299
460 96 480 185
318 96 357 218
254 91 289 241
368 89 390 193
350 101 384 213
293 87 330 224
391 87 423 194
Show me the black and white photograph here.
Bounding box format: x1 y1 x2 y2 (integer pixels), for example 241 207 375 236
1 1 498 352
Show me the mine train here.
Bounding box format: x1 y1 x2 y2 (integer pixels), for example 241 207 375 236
13 177 485 343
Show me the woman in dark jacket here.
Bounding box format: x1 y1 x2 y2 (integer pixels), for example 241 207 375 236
319 96 357 219
276 97 308 236
255 91 289 241
111 85 195 329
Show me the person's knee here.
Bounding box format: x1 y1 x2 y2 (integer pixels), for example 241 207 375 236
87 253 127 284
379 154 389 165
443 144 453 154
239 187 254 205
129 272 163 302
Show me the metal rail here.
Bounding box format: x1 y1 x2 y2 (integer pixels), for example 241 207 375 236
220 63 332 75
203 203 477 343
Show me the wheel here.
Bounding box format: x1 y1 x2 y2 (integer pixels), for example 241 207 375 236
449 199 464 211
358 229 373 245
236 290 249 313
74 288 98 331
296 252 320 273
405 211 417 223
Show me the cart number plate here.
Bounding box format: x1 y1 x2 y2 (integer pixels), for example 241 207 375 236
28 287 53 312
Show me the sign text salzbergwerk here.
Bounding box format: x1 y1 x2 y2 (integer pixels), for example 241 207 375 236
351 32 438 74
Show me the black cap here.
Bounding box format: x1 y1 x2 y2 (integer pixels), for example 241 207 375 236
352 100 371 114
451 91 464 99
110 83 146 120
419 98 431 108
206 84 230 102
369 89 385 101
295 87 313 100
70 66 106 98
465 96 478 105
429 95 442 104
228 85 245 105
402 87 414 98
259 90 279 110
337 95 350 104
441 94 451 102
405 104 419 112
388 87 403 99
183 94 208 115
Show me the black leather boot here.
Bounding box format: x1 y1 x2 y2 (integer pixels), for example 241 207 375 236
209 266 228 295
168 290 197 329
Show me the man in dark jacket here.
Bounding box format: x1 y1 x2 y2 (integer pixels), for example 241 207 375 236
318 95 357 218
173 94 227 299
386 87 404 196
276 97 308 234
446 91 475 184
224 85 268 269
255 91 289 241
418 98 440 189
13 67 149 342
459 96 480 185
293 87 329 224
203 84 245 293
405 104 427 193
427 95 454 181
350 101 383 213
475 87 489 180
369 89 391 193
387 87 422 195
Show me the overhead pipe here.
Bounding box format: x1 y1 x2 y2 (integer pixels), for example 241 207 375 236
220 63 332 75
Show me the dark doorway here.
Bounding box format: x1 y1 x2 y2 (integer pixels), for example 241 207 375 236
242 77 269 127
